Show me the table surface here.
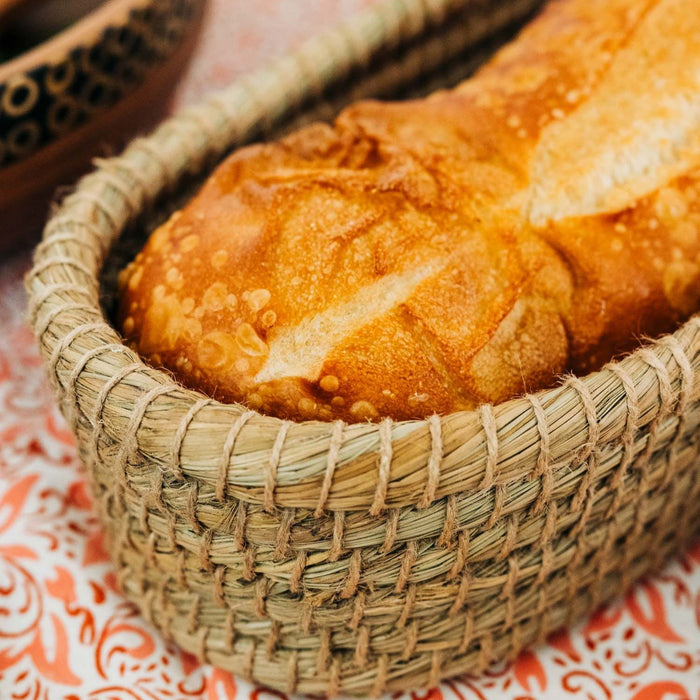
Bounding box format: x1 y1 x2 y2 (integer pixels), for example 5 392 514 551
1 1 699 699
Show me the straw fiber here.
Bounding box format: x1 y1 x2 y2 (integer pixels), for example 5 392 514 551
26 0 700 695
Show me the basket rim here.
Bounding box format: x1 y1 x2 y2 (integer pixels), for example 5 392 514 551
25 0 700 514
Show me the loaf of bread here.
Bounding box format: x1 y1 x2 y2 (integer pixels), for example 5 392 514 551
118 0 700 422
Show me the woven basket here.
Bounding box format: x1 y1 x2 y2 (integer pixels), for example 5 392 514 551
26 0 700 696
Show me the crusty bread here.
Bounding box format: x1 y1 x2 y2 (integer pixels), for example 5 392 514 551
118 0 700 422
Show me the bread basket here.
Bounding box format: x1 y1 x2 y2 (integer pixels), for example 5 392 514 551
25 0 700 696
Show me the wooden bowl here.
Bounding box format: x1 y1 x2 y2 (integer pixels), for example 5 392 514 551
0 0 207 257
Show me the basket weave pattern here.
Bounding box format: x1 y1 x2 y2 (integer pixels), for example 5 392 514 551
26 0 700 695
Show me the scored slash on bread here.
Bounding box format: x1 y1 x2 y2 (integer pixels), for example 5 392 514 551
253 264 439 385
118 0 700 423
527 0 700 223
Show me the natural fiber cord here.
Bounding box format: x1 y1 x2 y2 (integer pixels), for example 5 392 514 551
26 0 700 695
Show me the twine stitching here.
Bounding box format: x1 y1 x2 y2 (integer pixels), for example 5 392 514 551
26 256 95 286
115 383 176 483
381 508 400 553
91 160 144 215
89 361 143 466
315 420 345 517
28 282 94 325
527 393 553 515
42 216 106 255
478 403 498 490
68 343 130 426
130 137 175 191
438 493 458 547
36 302 99 345
93 155 159 205
419 413 443 508
606 363 640 519
329 510 346 561
370 418 393 515
171 398 212 481
49 321 106 391
72 189 123 234
217 410 256 501
265 420 292 512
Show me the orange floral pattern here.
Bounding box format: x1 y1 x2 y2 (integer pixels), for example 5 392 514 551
3 2 700 697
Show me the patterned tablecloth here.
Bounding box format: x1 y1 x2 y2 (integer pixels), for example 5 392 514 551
1 2 699 699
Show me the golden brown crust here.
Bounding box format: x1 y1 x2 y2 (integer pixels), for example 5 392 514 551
118 0 700 422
